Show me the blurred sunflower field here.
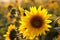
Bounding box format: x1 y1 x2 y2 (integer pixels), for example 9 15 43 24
0 0 60 40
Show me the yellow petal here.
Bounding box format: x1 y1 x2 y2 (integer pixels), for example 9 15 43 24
45 20 52 23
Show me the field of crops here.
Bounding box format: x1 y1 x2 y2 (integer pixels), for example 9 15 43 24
0 0 60 40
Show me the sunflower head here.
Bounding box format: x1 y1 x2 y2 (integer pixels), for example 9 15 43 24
11 9 16 15
4 25 17 40
5 3 14 9
8 5 13 11
19 6 52 39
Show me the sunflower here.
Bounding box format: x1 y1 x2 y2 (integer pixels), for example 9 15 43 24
4 3 14 9
48 0 59 10
4 25 17 40
19 6 52 39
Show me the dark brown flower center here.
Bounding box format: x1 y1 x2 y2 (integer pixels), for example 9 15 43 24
8 5 13 11
30 16 44 28
9 29 17 40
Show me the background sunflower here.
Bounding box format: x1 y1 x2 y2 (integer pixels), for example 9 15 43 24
4 24 17 40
